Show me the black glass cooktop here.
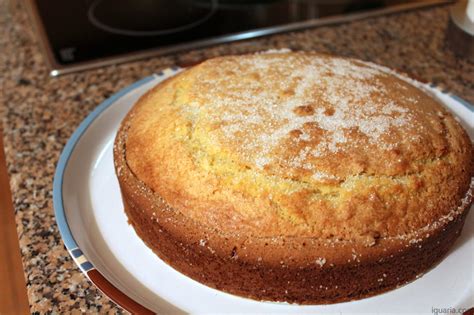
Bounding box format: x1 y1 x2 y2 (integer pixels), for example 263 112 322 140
28 0 448 75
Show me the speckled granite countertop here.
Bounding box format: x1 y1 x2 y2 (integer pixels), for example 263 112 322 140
0 0 473 313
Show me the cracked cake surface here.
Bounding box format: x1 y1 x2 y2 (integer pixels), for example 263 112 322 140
115 51 473 303
124 52 472 240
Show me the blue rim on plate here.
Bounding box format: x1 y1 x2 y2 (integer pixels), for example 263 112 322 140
54 74 156 260
52 70 473 313
53 74 163 314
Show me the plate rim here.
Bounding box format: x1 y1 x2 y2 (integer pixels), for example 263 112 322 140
52 70 474 314
53 74 160 314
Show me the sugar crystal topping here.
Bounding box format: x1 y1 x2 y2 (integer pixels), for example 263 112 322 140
187 53 419 175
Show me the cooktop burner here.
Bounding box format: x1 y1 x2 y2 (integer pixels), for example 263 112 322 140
88 0 218 37
26 0 449 75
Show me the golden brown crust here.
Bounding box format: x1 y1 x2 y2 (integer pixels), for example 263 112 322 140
114 52 474 303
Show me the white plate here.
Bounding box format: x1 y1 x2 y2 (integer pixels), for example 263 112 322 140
54 69 474 314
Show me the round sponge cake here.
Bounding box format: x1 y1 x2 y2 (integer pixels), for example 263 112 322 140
114 52 473 303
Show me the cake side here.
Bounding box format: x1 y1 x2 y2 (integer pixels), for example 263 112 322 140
114 117 473 302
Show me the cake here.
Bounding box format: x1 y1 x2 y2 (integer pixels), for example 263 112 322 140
114 51 473 304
